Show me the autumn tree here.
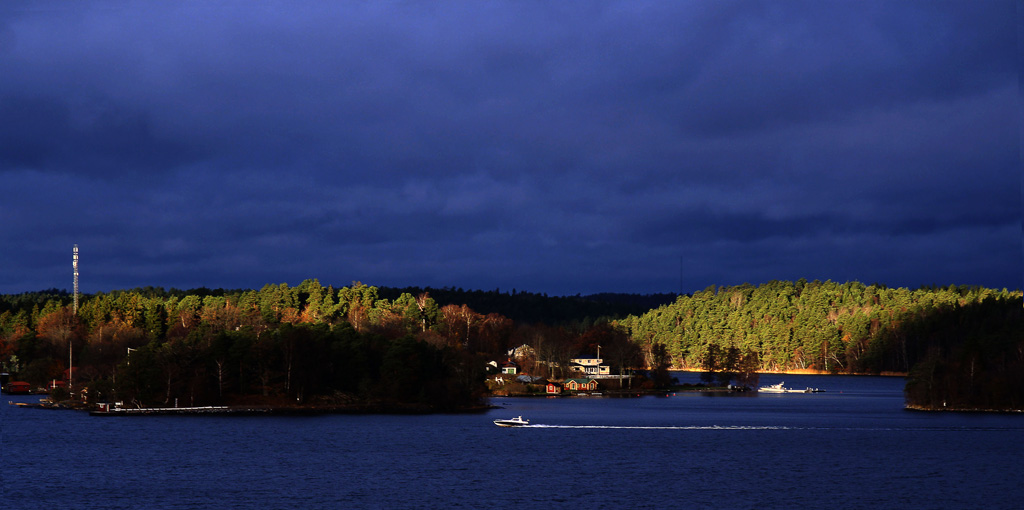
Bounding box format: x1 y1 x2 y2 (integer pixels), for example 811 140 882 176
35 306 83 377
439 304 478 349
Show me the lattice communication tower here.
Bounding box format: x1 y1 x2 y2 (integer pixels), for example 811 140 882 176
73 244 79 315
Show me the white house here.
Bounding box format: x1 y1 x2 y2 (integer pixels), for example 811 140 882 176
570 357 610 375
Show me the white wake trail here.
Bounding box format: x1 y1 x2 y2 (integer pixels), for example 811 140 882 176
526 424 792 430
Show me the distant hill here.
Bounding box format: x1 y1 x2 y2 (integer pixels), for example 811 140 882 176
0 285 679 327
620 280 1022 375
377 286 678 325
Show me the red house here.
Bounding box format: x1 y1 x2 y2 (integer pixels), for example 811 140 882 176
3 381 32 394
546 382 563 395
563 378 599 392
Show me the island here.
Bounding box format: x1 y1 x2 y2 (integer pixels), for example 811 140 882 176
2 280 1021 413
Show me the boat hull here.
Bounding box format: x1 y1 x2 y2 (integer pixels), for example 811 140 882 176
493 416 529 427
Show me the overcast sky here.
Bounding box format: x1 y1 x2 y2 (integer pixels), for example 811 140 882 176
1 1 1020 296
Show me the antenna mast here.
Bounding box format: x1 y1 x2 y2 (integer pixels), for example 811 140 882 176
73 244 79 315
70 244 79 390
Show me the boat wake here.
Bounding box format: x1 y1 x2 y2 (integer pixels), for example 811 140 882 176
527 424 792 430
513 424 1023 431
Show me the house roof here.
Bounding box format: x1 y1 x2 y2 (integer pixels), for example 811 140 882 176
516 375 544 383
563 378 596 384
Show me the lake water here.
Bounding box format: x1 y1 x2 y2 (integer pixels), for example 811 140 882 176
4 374 1022 509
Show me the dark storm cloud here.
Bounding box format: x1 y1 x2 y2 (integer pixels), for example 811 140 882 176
0 94 210 177
661 3 1015 137
0 1 1018 295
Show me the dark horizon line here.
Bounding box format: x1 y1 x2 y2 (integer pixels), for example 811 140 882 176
4 278 1021 299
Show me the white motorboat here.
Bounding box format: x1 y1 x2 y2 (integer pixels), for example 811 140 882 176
493 415 529 427
759 382 824 393
759 382 790 393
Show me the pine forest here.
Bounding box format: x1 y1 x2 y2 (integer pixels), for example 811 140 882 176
1 279 1020 411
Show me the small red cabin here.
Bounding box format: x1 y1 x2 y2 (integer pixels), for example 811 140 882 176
563 378 599 392
4 381 32 394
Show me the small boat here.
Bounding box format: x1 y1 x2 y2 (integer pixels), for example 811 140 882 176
493 416 529 427
759 382 825 393
759 382 788 393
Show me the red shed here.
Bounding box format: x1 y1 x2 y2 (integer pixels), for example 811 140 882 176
4 381 32 394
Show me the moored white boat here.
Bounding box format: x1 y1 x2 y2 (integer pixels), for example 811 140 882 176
759 382 789 393
759 382 825 393
493 415 529 427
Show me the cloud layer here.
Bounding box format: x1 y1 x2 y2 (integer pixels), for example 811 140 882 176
1 1 1019 295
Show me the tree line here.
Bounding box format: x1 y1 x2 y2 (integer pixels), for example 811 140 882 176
619 279 1023 408
619 279 1019 373
0 281 495 409
377 286 676 325
2 279 1020 410
901 296 1023 410
0 280 654 408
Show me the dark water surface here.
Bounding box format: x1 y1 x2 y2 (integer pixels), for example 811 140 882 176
4 374 1022 509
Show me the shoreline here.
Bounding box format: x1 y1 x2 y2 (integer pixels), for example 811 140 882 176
905 404 1023 414
672 368 908 377
10 399 495 416
89 403 495 416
